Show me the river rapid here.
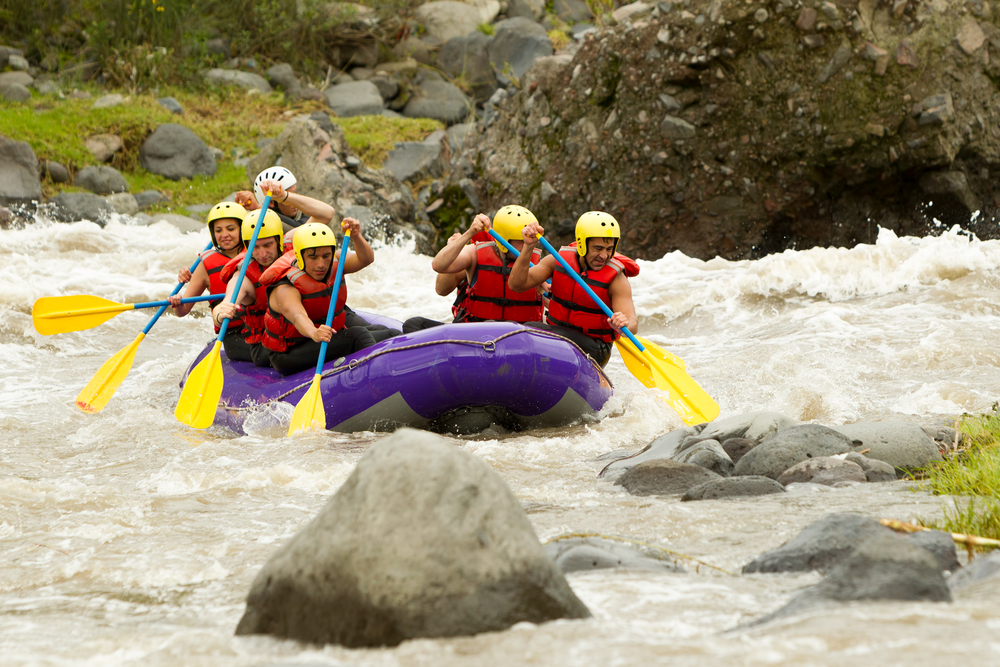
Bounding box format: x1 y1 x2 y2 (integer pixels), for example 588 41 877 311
3 215 1000 666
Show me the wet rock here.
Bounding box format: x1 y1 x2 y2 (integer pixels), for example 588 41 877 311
85 134 123 163
203 68 272 93
74 165 128 195
776 457 867 487
0 137 42 205
92 93 124 109
403 80 470 125
324 80 385 118
743 514 958 574
734 425 858 479
0 82 30 102
681 476 785 501
672 439 733 477
843 452 897 483
828 422 943 477
948 551 1000 592
42 160 69 184
721 437 754 464
415 1 482 45
106 193 139 216
234 428 590 647
50 192 112 224
616 459 722 496
544 536 685 573
553 0 594 22
438 32 497 104
748 533 951 626
488 17 554 81
133 190 169 210
140 123 217 181
157 96 184 114
508 0 545 20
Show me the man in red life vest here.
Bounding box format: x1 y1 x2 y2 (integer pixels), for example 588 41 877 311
210 209 284 367
169 201 246 329
402 205 544 332
260 219 379 376
507 211 638 368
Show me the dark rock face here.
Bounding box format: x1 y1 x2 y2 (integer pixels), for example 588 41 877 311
235 428 589 647
140 124 217 181
471 1 1000 261
616 459 722 496
733 424 858 479
681 476 786 501
742 513 959 575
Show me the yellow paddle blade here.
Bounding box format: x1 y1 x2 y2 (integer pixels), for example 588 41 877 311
636 336 686 370
175 341 225 429
615 338 657 388
646 352 720 426
32 295 132 335
76 333 145 413
288 374 326 436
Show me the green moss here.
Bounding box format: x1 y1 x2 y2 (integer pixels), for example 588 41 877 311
337 115 444 167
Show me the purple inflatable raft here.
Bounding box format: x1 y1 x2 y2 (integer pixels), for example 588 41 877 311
179 314 614 434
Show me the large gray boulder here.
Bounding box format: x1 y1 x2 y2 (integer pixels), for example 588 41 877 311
384 140 444 184
235 428 590 647
672 439 734 477
202 68 272 93
74 165 128 195
403 79 471 125
140 124 217 181
487 17 554 81
829 421 943 476
323 80 385 118
733 424 859 479
0 136 42 205
50 192 112 224
414 1 483 45
437 32 498 104
616 459 722 496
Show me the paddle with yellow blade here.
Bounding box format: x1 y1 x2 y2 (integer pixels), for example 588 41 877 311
75 243 215 414
32 291 223 335
288 230 351 436
488 230 687 373
533 234 719 426
175 194 272 429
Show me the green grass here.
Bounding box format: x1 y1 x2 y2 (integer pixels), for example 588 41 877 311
0 86 442 210
918 410 1000 545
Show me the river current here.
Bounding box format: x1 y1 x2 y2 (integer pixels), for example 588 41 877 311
3 215 1000 666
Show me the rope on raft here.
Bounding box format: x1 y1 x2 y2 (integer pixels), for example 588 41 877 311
226 327 613 411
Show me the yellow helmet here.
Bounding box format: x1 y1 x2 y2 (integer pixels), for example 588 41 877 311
292 222 337 268
206 201 247 250
575 211 620 257
491 204 537 253
241 209 284 244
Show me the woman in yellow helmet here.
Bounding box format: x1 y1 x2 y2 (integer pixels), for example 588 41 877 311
168 201 247 330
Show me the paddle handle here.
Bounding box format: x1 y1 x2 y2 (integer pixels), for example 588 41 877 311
217 195 271 341
141 242 213 335
314 232 351 376
535 235 644 352
488 229 551 284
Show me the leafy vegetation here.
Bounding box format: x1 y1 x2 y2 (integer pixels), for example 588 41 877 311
919 408 1000 546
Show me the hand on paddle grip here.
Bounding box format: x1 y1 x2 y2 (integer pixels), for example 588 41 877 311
310 324 334 344
521 221 544 247
177 267 192 284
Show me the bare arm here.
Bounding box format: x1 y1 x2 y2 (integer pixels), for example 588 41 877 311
169 263 210 316
431 214 490 273
608 272 638 335
261 179 335 226
508 221 556 291
339 217 374 273
435 272 464 297
270 284 332 342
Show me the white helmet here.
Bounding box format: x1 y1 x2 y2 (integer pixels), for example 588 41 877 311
254 166 297 206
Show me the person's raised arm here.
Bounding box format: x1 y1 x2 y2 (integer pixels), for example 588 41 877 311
261 179 335 226
339 217 374 273
508 221 555 291
431 214 490 274
435 272 464 296
607 272 638 335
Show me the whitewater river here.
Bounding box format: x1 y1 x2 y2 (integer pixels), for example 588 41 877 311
4 215 1000 666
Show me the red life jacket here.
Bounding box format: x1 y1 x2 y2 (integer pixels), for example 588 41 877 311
200 248 242 333
220 252 269 345
546 247 625 343
259 252 347 353
451 276 470 320
463 242 543 323
567 241 640 277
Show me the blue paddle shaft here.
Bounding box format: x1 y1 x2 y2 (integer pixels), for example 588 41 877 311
132 293 224 310
141 242 213 335
218 196 271 340
535 235 645 352
315 233 351 376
